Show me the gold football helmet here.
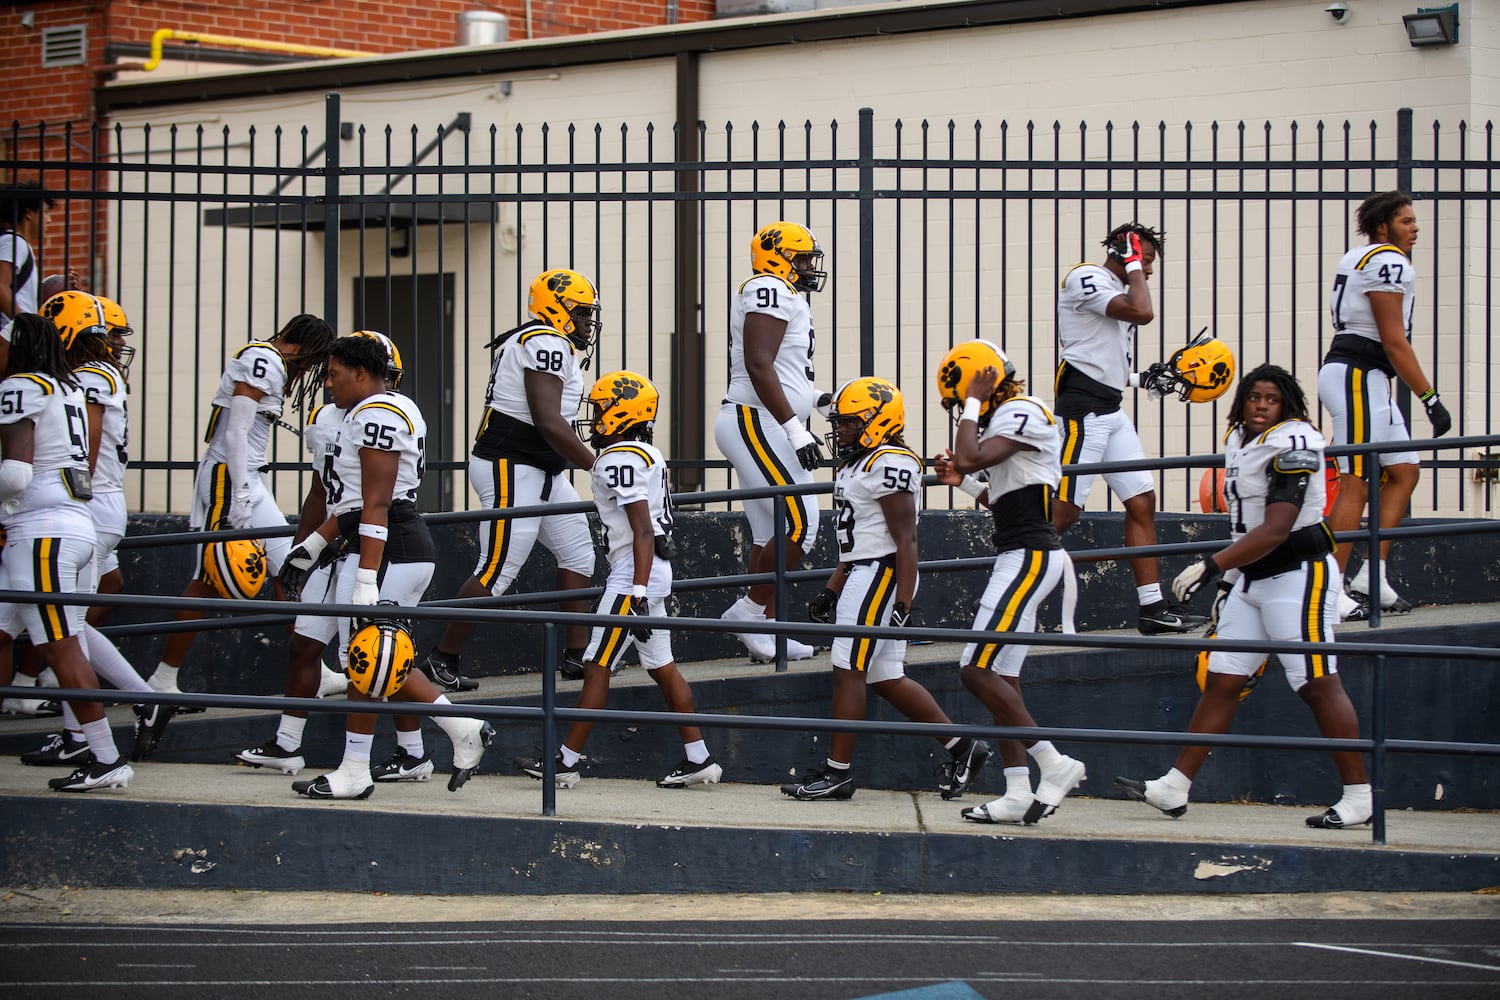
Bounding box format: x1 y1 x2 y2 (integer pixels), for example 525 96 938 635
528 269 601 361
202 538 269 601
94 296 137 371
1163 331 1235 403
825 377 904 460
751 221 826 293
40 291 108 350
935 339 1017 423
580 369 658 447
351 330 404 390
347 607 416 699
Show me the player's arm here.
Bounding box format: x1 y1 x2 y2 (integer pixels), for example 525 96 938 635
1368 291 1431 396
1102 233 1154 326
877 488 919 611
743 310 796 423
623 498 654 592
0 261 15 319
523 366 595 471
0 413 36 507
355 444 397 574
294 474 327 545
85 399 105 477
949 368 1035 475
933 448 989 505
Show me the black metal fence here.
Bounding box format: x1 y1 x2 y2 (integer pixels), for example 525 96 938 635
5 101 1495 516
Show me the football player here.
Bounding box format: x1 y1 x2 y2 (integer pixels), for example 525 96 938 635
1051 222 1207 636
713 221 826 663
933 341 1088 826
781 377 991 802
236 331 403 779
1317 191 1450 617
420 268 601 690
516 371 723 789
147 313 337 702
281 334 492 799
0 314 131 791
1117 363 1372 830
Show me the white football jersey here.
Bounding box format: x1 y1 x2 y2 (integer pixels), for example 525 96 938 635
1223 419 1328 540
481 322 584 426
0 372 95 540
201 342 290 472
980 396 1062 497
832 445 922 562
304 402 344 500
1056 262 1134 390
329 392 427 516
1329 243 1415 345
75 361 128 495
725 273 818 418
592 440 673 565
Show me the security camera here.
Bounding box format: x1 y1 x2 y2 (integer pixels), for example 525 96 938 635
1325 3 1349 23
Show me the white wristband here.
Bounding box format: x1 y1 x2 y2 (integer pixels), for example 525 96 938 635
779 415 805 438
630 584 647 600
960 398 982 424
958 475 986 499
358 522 389 541
1124 259 1143 274
297 531 328 559
355 567 379 587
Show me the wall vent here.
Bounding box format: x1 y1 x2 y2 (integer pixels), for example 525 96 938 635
42 25 88 68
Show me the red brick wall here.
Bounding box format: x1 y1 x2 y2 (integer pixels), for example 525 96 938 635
1 0 716 282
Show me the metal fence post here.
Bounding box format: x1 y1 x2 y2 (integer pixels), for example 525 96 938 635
1393 107 1415 432
322 92 341 332
541 621 558 816
858 106 875 375
1366 449 1382 627
1371 652 1387 846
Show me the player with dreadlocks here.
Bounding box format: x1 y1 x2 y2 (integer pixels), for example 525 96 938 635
0 314 135 790
1117 362 1371 830
147 313 336 702
1049 221 1209 637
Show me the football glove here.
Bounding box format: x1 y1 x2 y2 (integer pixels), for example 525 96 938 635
808 588 837 624
279 532 335 602
1107 230 1145 272
1421 389 1452 437
1209 580 1234 630
1172 556 1221 605
890 602 919 628
781 416 825 471
350 567 380 607
628 594 652 642
227 487 255 529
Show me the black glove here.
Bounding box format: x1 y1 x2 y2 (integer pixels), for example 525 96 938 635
1107 230 1144 269
1209 580 1234 630
808 588 837 624
1421 389 1452 437
795 438 825 472
889 602 919 628
627 594 652 642
279 534 342 601
1171 555 1221 604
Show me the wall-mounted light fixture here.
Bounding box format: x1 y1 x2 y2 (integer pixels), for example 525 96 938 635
1403 5 1459 46
20 11 36 28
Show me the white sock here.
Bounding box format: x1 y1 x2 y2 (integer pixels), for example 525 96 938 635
397 728 425 757
1002 765 1032 798
275 715 307 753
83 625 151 693
81 717 120 766
339 731 373 769
825 758 851 772
739 597 767 617
1137 584 1164 606
1336 782 1373 822
62 702 78 729
11 673 37 689
1027 741 1062 768
558 745 582 767
38 667 57 687
683 739 709 765
150 663 180 690
1161 767 1193 793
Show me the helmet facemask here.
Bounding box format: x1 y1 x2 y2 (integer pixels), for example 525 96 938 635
788 248 827 293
